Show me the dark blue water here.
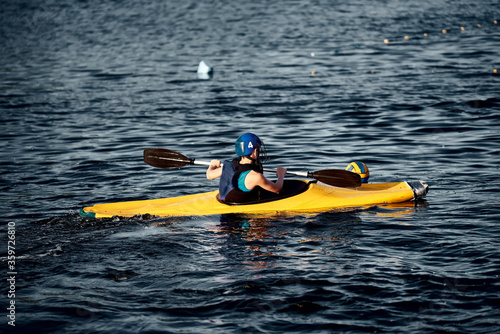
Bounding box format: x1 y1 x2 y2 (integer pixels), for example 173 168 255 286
1 0 499 332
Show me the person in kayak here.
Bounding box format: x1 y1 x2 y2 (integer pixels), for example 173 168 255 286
206 133 287 203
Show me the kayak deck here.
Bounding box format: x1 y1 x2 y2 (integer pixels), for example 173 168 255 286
80 180 428 219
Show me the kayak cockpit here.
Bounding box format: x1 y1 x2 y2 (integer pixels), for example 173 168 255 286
217 179 312 206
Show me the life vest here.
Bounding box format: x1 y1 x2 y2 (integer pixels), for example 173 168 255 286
218 159 263 203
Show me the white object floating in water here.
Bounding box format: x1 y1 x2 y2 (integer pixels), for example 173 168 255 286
197 60 213 79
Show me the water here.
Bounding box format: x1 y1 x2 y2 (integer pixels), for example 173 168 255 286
1 0 499 332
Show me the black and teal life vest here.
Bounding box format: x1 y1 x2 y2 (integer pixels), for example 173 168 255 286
218 159 263 203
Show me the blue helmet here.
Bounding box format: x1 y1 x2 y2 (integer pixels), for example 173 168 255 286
235 133 268 162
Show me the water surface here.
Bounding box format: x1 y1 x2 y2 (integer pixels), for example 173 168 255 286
1 0 499 332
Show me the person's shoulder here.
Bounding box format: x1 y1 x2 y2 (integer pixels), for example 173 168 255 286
247 170 265 180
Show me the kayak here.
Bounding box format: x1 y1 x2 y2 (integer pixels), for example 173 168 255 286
80 180 428 218
80 179 428 219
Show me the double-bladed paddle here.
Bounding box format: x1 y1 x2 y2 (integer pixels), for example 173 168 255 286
143 148 361 188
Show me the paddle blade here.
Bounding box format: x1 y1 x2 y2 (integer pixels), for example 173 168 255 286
310 169 362 188
143 148 194 169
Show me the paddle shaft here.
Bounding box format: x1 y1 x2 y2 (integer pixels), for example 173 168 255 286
193 159 308 178
143 148 361 188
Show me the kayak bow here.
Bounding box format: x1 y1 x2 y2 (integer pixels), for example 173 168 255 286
80 180 428 219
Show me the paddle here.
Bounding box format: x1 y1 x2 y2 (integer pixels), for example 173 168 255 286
143 148 361 188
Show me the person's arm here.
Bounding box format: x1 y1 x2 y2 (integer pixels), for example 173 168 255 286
245 167 287 193
206 160 222 180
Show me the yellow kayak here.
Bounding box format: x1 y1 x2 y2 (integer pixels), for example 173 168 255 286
80 180 428 219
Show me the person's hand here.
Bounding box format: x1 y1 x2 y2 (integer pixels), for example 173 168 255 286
206 160 222 180
210 160 221 169
276 167 287 179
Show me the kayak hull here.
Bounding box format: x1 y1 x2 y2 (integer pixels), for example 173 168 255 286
80 180 428 219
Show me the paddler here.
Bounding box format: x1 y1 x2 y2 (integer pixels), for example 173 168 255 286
206 133 287 203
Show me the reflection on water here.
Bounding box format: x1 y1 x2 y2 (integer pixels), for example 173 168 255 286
208 212 362 271
364 199 430 219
